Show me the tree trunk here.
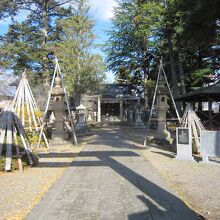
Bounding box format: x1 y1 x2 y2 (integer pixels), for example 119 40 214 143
168 36 181 114
143 66 148 109
42 0 49 86
143 49 149 110
177 39 186 95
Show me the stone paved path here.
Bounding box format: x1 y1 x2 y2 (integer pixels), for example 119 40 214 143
26 127 198 220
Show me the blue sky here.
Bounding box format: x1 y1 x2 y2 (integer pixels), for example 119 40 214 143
0 0 117 82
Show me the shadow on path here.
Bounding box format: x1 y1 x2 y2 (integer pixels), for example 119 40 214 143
35 127 198 219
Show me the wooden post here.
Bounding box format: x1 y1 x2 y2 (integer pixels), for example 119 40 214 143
5 112 12 171
13 129 23 171
120 99 123 122
208 99 213 129
0 114 7 155
97 96 101 123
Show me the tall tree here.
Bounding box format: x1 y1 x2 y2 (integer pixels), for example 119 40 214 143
0 0 71 83
104 0 163 109
161 0 220 92
55 0 105 103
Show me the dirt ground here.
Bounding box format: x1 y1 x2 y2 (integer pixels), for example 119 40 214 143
120 127 220 220
0 136 93 220
141 145 220 220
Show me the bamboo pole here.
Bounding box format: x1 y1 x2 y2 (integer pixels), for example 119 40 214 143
161 58 181 123
5 111 12 171
16 82 23 116
13 113 33 165
57 63 78 145
24 82 32 131
13 128 23 171
26 80 38 109
21 82 25 126
13 78 22 106
27 89 39 131
0 114 7 155
144 62 162 146
37 61 58 148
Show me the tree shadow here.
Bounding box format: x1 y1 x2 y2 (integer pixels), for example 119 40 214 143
35 126 199 219
37 150 198 219
151 151 175 159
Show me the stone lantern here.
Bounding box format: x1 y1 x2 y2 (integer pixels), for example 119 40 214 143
51 76 66 140
75 104 88 133
133 100 145 129
156 75 169 134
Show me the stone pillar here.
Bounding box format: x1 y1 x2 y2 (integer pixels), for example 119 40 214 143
51 76 66 141
120 99 123 122
97 96 101 123
128 109 133 124
156 83 169 133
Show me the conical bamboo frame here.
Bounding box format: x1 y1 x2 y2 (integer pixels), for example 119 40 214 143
13 70 49 148
37 58 78 148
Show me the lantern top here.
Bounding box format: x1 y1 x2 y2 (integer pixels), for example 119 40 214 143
52 76 65 96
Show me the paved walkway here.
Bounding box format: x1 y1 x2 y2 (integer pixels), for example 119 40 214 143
26 127 198 220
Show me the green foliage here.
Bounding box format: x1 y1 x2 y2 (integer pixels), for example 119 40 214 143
190 68 214 87
54 0 105 98
0 0 71 80
161 0 220 90
105 0 220 97
104 0 163 95
144 79 155 107
0 0 105 99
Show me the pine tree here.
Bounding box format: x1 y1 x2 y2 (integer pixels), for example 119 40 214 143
0 0 71 83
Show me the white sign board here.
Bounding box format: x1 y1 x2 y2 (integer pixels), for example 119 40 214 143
176 127 194 161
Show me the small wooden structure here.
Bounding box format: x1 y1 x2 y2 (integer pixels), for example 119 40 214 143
181 104 205 152
0 105 34 171
13 71 49 148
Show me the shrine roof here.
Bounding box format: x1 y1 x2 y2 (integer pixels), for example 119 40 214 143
101 84 136 99
175 81 220 102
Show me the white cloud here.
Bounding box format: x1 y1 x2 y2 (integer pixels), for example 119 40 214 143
88 0 117 21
